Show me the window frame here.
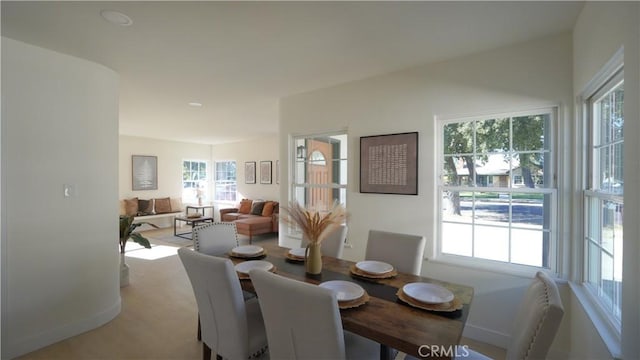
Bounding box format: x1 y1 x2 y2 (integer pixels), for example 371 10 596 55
583 68 624 332
435 107 558 276
214 160 237 203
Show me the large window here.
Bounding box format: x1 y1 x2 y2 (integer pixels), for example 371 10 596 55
215 161 237 202
292 132 347 212
438 109 556 269
584 69 624 327
182 160 208 204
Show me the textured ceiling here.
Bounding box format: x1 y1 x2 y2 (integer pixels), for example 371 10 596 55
1 1 583 144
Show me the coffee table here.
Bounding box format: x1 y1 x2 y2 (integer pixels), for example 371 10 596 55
174 216 214 239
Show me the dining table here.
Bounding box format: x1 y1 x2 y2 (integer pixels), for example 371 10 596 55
228 241 474 360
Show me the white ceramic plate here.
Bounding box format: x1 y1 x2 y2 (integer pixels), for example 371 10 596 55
231 245 264 256
288 247 306 258
355 260 394 274
402 283 454 304
234 260 273 274
319 280 365 302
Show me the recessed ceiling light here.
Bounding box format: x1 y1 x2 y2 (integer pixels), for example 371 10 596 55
100 10 133 26
188 102 203 107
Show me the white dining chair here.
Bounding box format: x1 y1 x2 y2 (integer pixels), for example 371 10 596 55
301 224 348 259
178 248 268 360
365 229 426 275
192 222 253 341
193 221 239 256
249 269 379 360
409 271 563 360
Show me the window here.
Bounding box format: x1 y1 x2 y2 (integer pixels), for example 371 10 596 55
292 132 347 212
438 109 556 269
182 160 207 203
215 161 237 202
584 69 624 327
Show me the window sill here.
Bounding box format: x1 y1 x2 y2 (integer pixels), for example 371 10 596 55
569 282 621 359
429 254 548 279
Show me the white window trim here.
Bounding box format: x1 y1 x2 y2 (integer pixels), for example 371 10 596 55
571 47 624 358
434 107 559 276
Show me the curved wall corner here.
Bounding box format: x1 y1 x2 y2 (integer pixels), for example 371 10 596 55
1 37 121 358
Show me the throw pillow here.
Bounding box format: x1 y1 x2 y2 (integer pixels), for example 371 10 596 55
250 201 265 215
154 197 172 214
261 201 274 217
124 198 139 216
239 199 253 214
137 199 154 215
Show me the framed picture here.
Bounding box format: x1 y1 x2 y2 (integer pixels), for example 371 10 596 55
276 160 280 184
360 132 418 195
132 155 158 190
260 160 272 184
245 161 256 184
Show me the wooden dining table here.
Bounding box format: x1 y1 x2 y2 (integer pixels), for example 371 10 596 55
229 242 474 360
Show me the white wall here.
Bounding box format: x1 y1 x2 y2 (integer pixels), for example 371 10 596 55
210 135 280 218
1 38 120 358
280 33 578 355
573 3 639 359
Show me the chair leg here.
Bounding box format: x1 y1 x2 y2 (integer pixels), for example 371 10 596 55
197 315 201 341
202 342 211 360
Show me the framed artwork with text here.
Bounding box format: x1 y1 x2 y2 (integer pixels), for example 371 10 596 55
360 132 418 195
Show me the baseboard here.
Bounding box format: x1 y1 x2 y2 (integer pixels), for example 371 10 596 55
4 296 121 359
462 322 510 349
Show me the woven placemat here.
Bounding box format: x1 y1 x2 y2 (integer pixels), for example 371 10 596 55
229 250 267 259
349 265 397 279
338 292 370 309
285 253 305 262
237 266 277 280
396 288 463 312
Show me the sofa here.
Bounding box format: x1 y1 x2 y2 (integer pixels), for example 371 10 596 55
119 197 185 227
220 199 279 242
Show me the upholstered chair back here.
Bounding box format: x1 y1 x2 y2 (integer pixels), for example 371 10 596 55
193 221 238 256
249 269 346 360
365 230 426 275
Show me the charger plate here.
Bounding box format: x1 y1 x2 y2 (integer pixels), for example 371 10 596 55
230 245 266 259
286 248 306 262
235 260 275 279
396 287 463 312
350 265 397 279
403 282 454 304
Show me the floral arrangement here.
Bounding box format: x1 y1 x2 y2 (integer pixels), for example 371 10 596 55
282 201 347 245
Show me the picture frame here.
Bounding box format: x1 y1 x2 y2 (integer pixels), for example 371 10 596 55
360 132 418 195
132 155 158 191
245 161 256 184
260 160 272 184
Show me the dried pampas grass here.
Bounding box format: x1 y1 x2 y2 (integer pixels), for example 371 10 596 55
282 202 347 245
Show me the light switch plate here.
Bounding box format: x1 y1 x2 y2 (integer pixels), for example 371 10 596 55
63 184 75 198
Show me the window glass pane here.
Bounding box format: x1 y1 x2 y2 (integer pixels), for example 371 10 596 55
442 223 472 256
442 191 473 224
443 122 473 154
476 118 509 153
473 191 509 224
474 154 511 188
512 193 546 229
511 229 545 267
474 226 509 262
586 240 601 288
515 152 546 188
512 114 548 152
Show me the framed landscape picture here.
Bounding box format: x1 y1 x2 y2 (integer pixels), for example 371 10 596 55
132 155 158 190
360 132 418 195
260 160 272 184
245 161 256 184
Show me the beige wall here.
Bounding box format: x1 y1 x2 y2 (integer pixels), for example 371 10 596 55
1 38 120 358
281 33 577 356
